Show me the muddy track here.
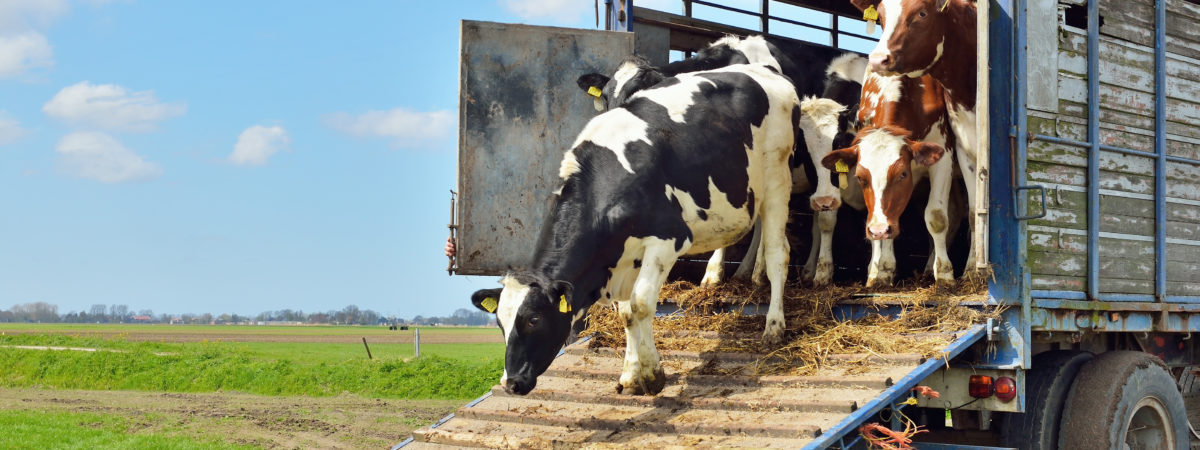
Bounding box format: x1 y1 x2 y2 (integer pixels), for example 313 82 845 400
0 388 460 449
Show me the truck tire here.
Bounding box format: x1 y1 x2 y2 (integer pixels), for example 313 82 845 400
1058 351 1189 450
998 350 1093 449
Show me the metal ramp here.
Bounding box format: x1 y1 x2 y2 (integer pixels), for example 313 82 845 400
401 325 986 449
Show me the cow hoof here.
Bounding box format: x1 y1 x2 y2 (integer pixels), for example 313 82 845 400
866 275 893 288
700 272 721 287
763 318 786 346
812 263 833 286
934 275 955 288
617 366 666 395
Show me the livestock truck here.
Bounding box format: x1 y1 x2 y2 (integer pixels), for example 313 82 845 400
404 0 1200 448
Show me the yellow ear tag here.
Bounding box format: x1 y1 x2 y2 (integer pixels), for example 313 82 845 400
835 160 850 191
558 295 571 313
864 5 878 34
587 86 602 98
481 297 498 313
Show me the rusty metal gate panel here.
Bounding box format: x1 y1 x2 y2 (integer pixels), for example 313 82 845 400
455 21 634 275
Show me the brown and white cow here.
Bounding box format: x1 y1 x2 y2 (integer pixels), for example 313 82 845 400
849 0 980 271
822 70 956 286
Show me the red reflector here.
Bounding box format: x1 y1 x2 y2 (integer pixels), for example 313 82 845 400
968 375 994 398
994 377 1017 402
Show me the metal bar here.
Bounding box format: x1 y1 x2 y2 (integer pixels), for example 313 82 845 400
1087 0 1101 301
761 0 769 34
1014 0 1029 217
1164 296 1200 304
1030 134 1162 159
831 10 839 48
1154 0 1167 301
691 0 759 18
1030 135 1200 166
803 326 987 450
1031 290 1155 302
1031 298 1200 313
1167 155 1200 165
768 14 836 33
1031 290 1087 300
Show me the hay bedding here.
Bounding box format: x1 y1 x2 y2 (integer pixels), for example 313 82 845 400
582 270 999 376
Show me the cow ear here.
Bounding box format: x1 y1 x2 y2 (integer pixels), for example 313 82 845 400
545 280 574 314
909 141 946 166
471 288 503 314
576 73 610 94
821 146 858 171
849 0 881 12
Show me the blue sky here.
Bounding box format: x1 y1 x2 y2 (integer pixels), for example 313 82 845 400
0 1 874 319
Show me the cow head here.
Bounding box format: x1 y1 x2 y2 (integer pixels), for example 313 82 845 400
577 56 664 112
799 97 850 211
850 0 952 77
471 272 576 395
822 126 945 240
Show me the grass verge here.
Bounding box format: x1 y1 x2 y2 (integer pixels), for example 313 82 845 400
0 409 255 450
0 334 502 400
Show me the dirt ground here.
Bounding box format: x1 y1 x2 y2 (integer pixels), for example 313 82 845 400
0 388 462 449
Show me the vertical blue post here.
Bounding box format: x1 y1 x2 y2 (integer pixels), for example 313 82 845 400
1154 0 1167 301
990 0 1021 306
1086 0 1100 300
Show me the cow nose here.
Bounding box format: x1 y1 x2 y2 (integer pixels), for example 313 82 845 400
811 196 840 211
868 52 893 73
867 224 892 240
504 376 534 395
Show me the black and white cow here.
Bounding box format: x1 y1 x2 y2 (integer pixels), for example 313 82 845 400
472 60 801 396
579 37 867 287
798 53 870 286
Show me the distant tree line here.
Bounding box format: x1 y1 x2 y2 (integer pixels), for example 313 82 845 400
0 302 493 327
405 308 492 326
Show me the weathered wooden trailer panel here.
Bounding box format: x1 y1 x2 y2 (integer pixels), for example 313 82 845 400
1020 0 1200 300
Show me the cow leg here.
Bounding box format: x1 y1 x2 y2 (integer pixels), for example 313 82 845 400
813 209 837 286
926 158 955 286
957 142 980 276
802 214 820 282
700 248 724 287
731 222 762 281
761 169 791 346
750 224 767 286
617 239 677 395
866 238 895 288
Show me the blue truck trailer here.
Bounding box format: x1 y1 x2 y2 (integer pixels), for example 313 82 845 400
408 0 1200 447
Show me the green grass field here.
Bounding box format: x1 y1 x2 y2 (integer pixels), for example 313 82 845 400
0 322 499 338
0 409 256 450
0 325 504 400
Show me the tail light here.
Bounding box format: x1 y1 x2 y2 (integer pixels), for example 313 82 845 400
968 375 993 398
968 374 1018 402
994 377 1017 402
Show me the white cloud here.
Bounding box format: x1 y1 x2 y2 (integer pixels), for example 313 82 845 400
43 81 186 132
0 0 69 34
0 0 67 79
0 112 27 146
229 125 290 166
501 0 585 23
323 108 453 149
55 131 161 183
0 31 51 78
